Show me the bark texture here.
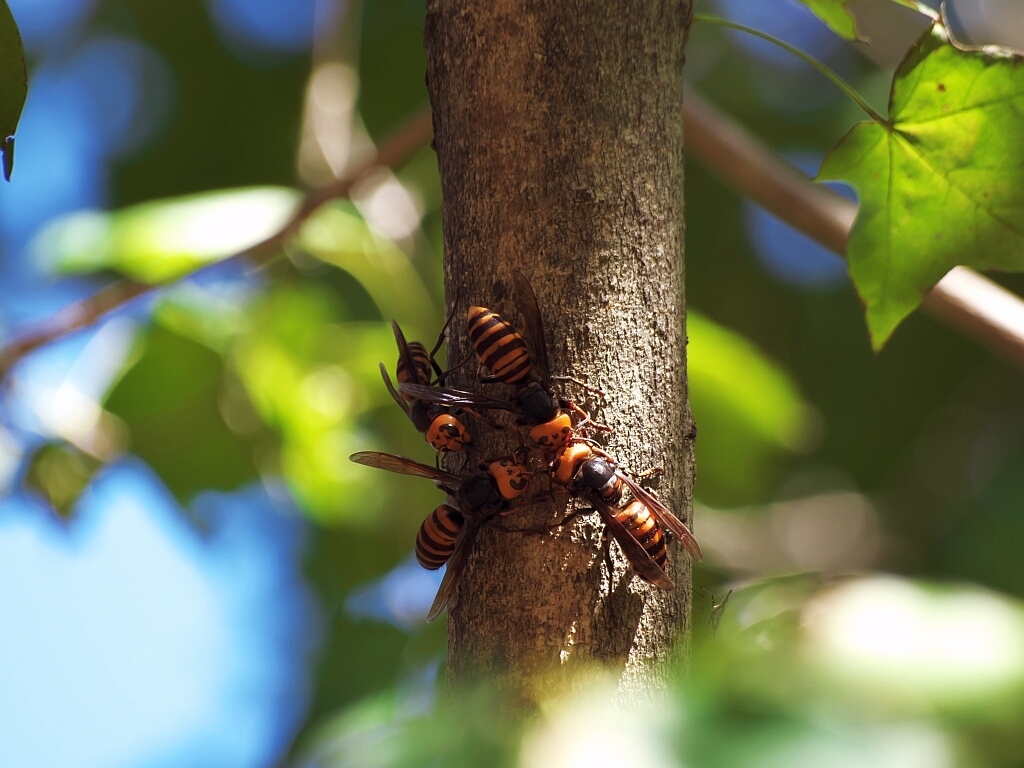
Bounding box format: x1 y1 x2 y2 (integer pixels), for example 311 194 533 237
424 0 693 700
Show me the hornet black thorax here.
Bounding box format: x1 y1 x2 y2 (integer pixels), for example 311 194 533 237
409 401 434 433
515 379 559 424
578 457 623 504
458 472 503 511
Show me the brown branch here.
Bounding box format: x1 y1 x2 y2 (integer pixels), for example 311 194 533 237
683 86 1024 373
8 91 1024 376
0 109 434 377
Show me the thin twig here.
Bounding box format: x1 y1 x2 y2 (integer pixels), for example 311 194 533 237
683 86 1024 373
692 14 888 125
0 109 434 377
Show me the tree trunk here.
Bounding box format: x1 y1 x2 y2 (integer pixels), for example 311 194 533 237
424 0 694 701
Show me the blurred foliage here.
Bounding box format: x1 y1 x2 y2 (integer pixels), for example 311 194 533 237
297 201 436 332
232 284 400 522
688 310 812 506
107 0 310 202
358 0 428 139
34 187 300 282
301 528 426 737
104 324 264 501
0 0 25 180
24 442 102 518
680 576 1024 768
7 0 1024 766
297 681 522 768
299 575 1024 767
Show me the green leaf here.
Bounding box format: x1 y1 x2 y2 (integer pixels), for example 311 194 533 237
24 443 103 519
688 311 812 505
797 0 859 40
820 23 1024 348
104 324 263 500
232 283 439 523
298 201 438 333
33 187 301 283
0 1 26 181
794 0 937 41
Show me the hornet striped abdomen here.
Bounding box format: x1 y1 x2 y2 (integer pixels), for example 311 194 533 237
397 340 434 396
415 503 465 570
546 436 698 589
467 306 533 385
615 501 668 570
349 451 532 621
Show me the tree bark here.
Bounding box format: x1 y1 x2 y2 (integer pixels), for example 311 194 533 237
424 0 694 701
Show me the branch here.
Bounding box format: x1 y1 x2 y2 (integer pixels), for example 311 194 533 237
683 86 1024 373
0 109 434 377
8 92 1024 376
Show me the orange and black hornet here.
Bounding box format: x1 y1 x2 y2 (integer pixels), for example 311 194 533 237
549 437 702 589
349 450 531 620
381 316 484 455
402 271 593 455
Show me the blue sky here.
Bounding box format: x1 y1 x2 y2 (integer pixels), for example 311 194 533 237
0 2 329 766
0 469 318 768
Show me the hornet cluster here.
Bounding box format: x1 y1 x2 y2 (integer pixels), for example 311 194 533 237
351 270 701 621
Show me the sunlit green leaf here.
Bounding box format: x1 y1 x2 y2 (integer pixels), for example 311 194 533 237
820 23 1024 348
154 281 256 354
298 201 437 334
794 0 936 40
34 187 301 283
0 1 26 181
104 324 263 500
232 283 438 523
688 311 812 504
